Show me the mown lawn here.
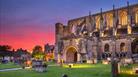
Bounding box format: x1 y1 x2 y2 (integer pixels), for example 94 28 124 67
0 63 137 77
0 62 21 69
119 64 138 77
0 64 111 77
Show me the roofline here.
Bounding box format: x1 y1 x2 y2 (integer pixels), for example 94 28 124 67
68 3 138 23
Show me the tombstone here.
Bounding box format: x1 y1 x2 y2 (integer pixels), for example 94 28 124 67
102 60 109 65
134 67 138 74
32 60 47 72
1 60 8 64
93 59 97 64
132 54 138 63
107 57 111 62
124 58 133 64
120 58 133 66
87 60 93 63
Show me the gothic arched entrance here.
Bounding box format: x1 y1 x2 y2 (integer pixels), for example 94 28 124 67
66 47 77 63
131 38 138 54
104 43 110 52
120 43 126 52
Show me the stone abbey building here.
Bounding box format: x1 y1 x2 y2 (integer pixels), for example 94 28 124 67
55 3 138 63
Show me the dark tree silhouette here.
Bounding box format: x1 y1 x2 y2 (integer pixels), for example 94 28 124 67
0 45 13 58
32 45 44 59
0 45 11 51
14 48 30 57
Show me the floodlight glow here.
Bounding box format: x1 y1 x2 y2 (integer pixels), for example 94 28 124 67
63 64 95 68
121 70 135 75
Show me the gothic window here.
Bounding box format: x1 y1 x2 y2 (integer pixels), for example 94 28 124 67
104 43 110 52
119 11 128 26
135 10 138 24
120 43 126 52
95 16 100 30
131 38 138 54
71 25 76 34
91 17 96 30
106 13 113 28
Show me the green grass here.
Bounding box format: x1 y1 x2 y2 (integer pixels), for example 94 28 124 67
0 63 111 77
0 62 21 69
0 63 137 77
46 61 56 65
119 64 138 77
118 73 138 77
120 64 137 70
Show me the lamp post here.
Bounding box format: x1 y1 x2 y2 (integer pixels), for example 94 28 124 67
111 5 119 77
111 34 119 77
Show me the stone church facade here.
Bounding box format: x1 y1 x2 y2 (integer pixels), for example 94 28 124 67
55 3 138 63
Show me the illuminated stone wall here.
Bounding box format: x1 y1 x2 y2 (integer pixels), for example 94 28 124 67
55 4 138 63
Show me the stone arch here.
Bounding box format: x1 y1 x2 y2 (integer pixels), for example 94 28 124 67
131 38 138 54
104 43 110 52
120 42 126 52
119 10 128 26
64 46 78 63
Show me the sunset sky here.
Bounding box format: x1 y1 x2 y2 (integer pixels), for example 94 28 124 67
0 0 137 51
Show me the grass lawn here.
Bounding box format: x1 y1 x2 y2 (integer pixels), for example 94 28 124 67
0 63 137 77
119 64 138 77
0 63 111 77
0 62 21 69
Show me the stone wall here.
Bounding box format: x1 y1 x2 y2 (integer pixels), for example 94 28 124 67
55 4 138 62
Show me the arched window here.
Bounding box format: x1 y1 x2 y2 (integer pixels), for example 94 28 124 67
71 25 76 33
119 11 128 26
95 16 100 30
106 13 113 28
120 43 126 52
131 38 138 54
104 44 110 52
135 10 138 23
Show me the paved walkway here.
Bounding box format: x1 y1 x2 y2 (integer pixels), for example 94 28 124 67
0 68 22 72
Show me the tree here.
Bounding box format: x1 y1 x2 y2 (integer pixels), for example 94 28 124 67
32 45 44 59
44 43 50 53
0 45 13 57
14 48 31 57
0 45 11 51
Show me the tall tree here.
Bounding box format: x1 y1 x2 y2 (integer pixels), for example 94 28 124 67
14 48 30 57
32 45 44 59
0 45 13 57
0 45 11 51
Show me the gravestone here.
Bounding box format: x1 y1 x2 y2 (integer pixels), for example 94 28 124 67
134 67 138 74
102 60 109 64
32 60 47 72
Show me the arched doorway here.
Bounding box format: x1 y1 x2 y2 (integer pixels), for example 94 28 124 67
66 47 77 63
120 43 126 52
131 38 138 54
103 43 110 59
104 43 110 52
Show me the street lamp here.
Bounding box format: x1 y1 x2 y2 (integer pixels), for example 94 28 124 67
111 4 119 77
